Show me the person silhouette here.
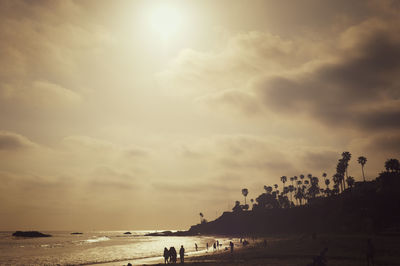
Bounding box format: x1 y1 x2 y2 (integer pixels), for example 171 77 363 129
216 240 219 250
169 246 177 263
229 241 234 253
206 243 209 252
213 242 216 251
366 239 375 266
195 243 198 251
163 247 169 264
179 245 185 263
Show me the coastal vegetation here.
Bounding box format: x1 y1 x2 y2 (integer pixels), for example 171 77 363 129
189 153 400 235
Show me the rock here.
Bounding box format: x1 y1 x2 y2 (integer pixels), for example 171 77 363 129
12 231 52 238
70 232 83 235
123 232 132 235
145 230 191 236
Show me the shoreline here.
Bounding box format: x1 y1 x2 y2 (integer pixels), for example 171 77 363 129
89 233 400 266
87 238 244 266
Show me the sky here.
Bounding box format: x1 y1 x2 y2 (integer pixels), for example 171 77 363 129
0 0 399 231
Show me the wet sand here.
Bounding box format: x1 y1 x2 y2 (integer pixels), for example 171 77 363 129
91 233 400 266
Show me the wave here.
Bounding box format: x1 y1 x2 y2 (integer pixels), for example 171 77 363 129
84 236 111 243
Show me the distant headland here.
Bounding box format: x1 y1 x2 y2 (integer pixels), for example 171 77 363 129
152 154 400 237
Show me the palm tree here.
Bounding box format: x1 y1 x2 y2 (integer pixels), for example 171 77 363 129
242 188 249 205
288 185 295 205
333 172 343 192
280 176 287 189
342 151 352 180
346 176 355 188
322 172 327 180
358 156 367 182
199 212 204 223
385 158 400 173
325 178 330 188
336 159 346 191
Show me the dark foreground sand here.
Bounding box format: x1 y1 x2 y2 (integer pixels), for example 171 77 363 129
93 233 400 266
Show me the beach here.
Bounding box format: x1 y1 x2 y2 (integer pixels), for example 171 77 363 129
0 231 225 266
103 233 400 266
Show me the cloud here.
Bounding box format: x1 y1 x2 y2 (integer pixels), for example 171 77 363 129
197 90 261 115
256 18 400 131
157 31 320 98
88 166 137 191
1 80 82 108
367 134 400 154
301 150 340 171
0 131 37 151
160 15 400 134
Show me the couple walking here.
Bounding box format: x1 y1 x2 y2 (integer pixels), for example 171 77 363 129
164 245 185 264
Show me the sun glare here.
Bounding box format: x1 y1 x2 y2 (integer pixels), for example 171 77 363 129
149 5 183 40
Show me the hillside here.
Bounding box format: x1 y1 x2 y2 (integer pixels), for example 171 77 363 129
188 172 400 236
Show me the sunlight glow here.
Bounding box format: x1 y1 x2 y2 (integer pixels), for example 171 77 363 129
149 5 183 40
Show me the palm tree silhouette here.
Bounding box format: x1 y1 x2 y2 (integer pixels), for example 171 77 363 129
280 176 287 190
325 178 330 189
358 156 367 182
322 172 327 180
199 212 204 224
342 151 352 186
325 178 331 196
346 176 355 188
288 185 294 205
242 188 249 205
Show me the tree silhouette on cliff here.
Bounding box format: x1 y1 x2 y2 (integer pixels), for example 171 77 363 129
358 156 367 182
242 188 249 205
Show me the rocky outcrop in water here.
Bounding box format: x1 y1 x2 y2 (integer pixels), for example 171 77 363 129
12 231 52 237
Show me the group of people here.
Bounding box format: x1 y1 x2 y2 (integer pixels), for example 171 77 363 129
205 240 221 252
163 241 232 264
163 245 185 264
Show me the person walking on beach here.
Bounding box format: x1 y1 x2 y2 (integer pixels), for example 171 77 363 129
163 247 169 264
216 240 219 250
213 242 216 251
195 243 198 251
229 241 234 253
366 239 375 266
206 242 209 252
179 245 185 263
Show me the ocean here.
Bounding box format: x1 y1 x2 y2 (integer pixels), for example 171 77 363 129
0 230 230 265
